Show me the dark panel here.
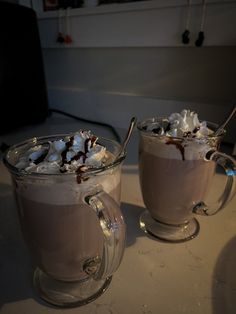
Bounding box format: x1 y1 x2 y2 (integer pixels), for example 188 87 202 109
0 1 49 134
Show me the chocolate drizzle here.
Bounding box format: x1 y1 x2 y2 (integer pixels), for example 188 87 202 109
152 127 161 134
182 127 200 138
76 165 87 184
33 150 48 165
166 139 185 161
61 136 74 164
91 136 97 147
193 127 200 134
83 134 97 154
71 151 86 163
59 134 100 184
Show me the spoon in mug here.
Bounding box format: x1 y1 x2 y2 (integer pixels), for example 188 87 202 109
116 117 137 160
214 105 236 136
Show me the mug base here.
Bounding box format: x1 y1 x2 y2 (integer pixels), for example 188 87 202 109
33 268 112 308
139 210 200 243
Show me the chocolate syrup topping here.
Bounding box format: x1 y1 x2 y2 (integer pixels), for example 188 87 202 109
166 139 185 161
183 131 192 138
84 138 91 154
59 134 102 181
90 136 97 147
193 127 200 134
71 151 86 163
152 127 161 134
33 151 48 165
61 136 74 164
76 165 87 184
15 130 107 180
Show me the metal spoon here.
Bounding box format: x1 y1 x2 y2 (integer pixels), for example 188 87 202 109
116 117 137 159
214 105 236 136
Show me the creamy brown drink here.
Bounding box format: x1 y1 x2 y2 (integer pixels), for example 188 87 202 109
17 170 121 282
137 110 236 242
139 138 215 225
4 131 126 307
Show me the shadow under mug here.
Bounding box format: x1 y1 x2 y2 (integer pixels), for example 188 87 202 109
138 119 236 243
3 134 126 308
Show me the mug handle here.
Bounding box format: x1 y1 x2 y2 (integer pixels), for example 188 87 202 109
193 151 236 216
84 189 126 280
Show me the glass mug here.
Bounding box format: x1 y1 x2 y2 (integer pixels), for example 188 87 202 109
138 118 236 243
3 135 126 307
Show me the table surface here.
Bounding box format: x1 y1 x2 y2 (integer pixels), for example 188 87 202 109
0 115 236 314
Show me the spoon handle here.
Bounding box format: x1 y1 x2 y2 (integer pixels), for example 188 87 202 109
118 117 137 158
123 117 137 148
215 105 236 136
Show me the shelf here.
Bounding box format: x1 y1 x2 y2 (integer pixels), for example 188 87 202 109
35 0 236 18
34 0 236 48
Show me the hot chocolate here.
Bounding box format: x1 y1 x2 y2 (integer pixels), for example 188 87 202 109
138 109 226 242
11 131 122 281
18 182 121 281
139 142 215 225
4 130 126 306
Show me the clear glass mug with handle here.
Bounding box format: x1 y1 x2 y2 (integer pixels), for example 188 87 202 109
3 134 126 308
138 118 236 243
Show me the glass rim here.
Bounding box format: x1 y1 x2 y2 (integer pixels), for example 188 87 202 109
3 133 126 178
137 117 226 141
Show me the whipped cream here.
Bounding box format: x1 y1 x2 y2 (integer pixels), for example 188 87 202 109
15 130 108 174
146 109 213 138
141 135 213 161
141 110 216 161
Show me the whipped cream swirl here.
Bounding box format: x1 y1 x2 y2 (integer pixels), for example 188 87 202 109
146 109 212 138
15 130 107 174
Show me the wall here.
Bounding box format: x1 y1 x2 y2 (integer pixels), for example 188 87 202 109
37 1 236 143
42 46 235 142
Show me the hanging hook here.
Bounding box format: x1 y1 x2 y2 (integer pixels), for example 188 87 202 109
64 7 73 44
56 8 65 44
182 0 192 44
195 0 207 47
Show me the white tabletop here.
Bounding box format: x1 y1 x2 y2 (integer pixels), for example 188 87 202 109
0 115 236 314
